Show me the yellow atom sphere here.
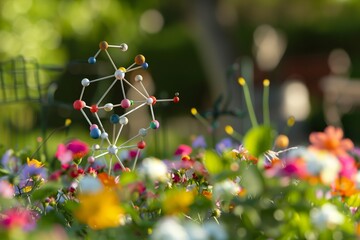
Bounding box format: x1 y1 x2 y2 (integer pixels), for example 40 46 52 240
275 134 289 149
135 54 145 65
118 67 126 73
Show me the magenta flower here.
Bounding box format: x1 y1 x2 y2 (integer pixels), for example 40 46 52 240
174 144 192 156
280 156 308 179
0 207 36 231
338 155 357 180
55 139 89 164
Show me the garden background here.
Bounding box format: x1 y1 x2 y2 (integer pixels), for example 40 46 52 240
1 0 360 155
2 1 360 239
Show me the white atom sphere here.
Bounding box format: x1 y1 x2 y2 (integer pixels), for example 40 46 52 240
107 145 118 155
139 128 147 136
92 144 100 151
135 75 143 82
146 97 153 105
101 132 108 139
120 43 128 51
104 103 113 111
119 117 128 125
81 78 90 87
115 69 125 80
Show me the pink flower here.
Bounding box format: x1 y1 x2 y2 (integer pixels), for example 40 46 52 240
309 126 354 156
55 140 89 164
338 155 357 180
0 180 14 198
0 207 36 231
174 144 192 156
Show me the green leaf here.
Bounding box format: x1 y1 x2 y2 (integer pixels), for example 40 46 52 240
119 171 139 185
346 193 360 207
213 169 241 182
203 150 223 175
241 164 264 197
243 125 274 158
31 182 62 201
0 168 10 177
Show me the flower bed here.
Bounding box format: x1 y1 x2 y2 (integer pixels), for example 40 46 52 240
0 124 360 240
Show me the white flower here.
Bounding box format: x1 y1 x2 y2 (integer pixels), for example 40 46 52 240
151 217 189 240
184 222 208 240
310 203 344 230
203 222 228 240
213 179 240 200
151 217 228 240
185 168 195 179
355 171 360 189
305 149 340 185
138 157 168 182
78 176 103 193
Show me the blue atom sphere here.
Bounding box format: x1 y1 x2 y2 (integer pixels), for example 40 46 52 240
88 57 96 64
90 128 101 139
110 114 120 124
141 62 148 69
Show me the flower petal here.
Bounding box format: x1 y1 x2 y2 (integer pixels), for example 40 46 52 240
340 138 354 151
325 126 343 140
309 132 327 147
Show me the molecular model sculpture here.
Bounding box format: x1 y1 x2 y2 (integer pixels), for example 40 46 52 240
73 41 179 172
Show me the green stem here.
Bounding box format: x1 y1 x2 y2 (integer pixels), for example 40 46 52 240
239 78 258 128
263 79 270 126
30 127 61 160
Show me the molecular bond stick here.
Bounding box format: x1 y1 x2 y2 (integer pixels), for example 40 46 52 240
73 41 180 172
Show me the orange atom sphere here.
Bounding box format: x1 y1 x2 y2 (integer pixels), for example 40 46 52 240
135 54 145 65
99 41 109 50
275 135 289 149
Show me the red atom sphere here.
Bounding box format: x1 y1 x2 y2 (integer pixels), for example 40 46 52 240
137 140 146 149
90 105 99 113
73 100 85 110
173 96 180 103
150 96 157 105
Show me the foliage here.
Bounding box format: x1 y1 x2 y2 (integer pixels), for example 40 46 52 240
1 124 360 239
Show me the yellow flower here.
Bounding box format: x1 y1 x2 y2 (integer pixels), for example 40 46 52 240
74 189 124 230
23 186 32 193
163 189 194 215
27 158 43 168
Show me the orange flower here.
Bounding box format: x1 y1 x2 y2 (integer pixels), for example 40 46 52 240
97 172 117 188
309 126 354 156
201 190 212 200
331 177 358 198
